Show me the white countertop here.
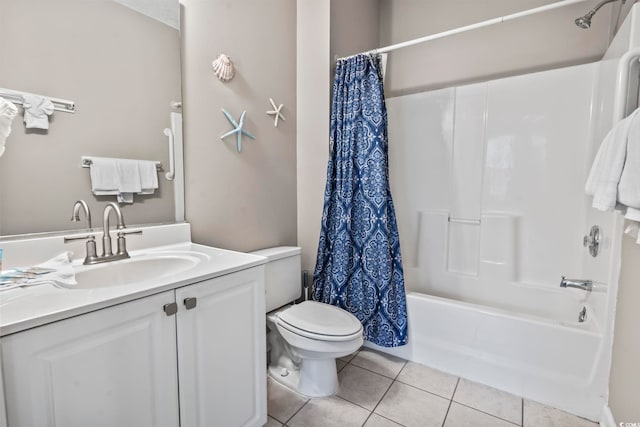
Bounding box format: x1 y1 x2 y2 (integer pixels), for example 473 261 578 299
0 225 267 336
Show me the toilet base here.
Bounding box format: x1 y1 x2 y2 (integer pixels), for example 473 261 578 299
268 357 339 397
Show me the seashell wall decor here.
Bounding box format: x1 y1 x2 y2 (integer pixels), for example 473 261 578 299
212 54 235 82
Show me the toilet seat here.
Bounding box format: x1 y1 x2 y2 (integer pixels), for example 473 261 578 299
276 301 363 342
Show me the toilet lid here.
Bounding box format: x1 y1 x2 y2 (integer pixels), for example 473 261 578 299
277 301 362 339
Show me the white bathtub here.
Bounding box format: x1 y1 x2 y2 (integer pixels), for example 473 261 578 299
368 290 607 421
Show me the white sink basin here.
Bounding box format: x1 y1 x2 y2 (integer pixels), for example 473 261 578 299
69 252 205 289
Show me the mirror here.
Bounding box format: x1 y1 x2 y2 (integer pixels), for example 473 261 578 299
0 0 182 237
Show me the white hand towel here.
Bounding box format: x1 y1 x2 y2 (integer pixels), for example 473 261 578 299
90 157 120 192
138 160 159 192
21 94 54 129
618 109 640 212
0 97 18 158
585 108 640 211
624 222 640 244
115 159 142 193
89 157 157 203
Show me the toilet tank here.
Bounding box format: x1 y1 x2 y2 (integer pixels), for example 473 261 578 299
251 246 302 312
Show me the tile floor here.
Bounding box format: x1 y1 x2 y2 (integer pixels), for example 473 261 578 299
266 348 599 427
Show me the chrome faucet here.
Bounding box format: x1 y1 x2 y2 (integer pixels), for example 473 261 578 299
70 200 92 230
64 202 141 265
102 202 126 257
560 276 593 292
65 200 98 264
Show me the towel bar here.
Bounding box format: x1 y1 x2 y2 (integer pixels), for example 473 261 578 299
81 157 162 171
0 87 75 113
448 217 481 225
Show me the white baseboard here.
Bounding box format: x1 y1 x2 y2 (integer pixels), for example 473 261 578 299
600 405 616 427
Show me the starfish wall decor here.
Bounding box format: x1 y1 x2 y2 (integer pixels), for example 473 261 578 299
220 109 255 152
266 98 285 127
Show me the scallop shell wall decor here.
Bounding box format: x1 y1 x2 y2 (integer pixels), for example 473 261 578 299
212 54 235 82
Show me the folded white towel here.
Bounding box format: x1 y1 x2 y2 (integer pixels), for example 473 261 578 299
618 110 640 213
90 157 120 191
586 108 640 246
21 94 54 129
89 157 158 203
139 160 159 192
624 222 640 244
115 159 143 193
585 109 640 211
0 97 18 157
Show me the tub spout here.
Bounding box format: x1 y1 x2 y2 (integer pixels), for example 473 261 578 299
560 276 593 292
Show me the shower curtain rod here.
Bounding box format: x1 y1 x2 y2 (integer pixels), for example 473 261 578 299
337 0 592 61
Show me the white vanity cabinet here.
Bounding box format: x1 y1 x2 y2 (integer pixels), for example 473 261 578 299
0 266 266 427
176 266 267 427
1 291 180 427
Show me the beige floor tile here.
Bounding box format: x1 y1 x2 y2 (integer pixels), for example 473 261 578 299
288 395 370 427
375 382 450 427
523 400 599 427
264 415 283 427
337 364 393 410
337 359 347 372
364 413 404 427
444 402 519 427
339 349 360 363
397 361 459 399
453 379 522 425
351 348 407 378
267 378 309 424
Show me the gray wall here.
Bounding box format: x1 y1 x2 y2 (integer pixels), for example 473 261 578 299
331 0 381 60
296 0 380 275
0 0 180 236
182 0 297 252
379 0 614 97
609 225 640 422
297 0 331 275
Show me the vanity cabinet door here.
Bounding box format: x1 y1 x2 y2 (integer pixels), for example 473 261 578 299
175 266 266 427
1 291 179 427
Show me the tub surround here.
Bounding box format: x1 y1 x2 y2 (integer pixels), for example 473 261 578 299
376 42 623 422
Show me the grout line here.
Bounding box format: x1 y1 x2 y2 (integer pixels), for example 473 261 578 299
394 360 408 380
394 376 459 401
391 379 454 403
283 397 311 425
361 412 374 427
346 362 402 380
370 377 396 415
441 377 460 427
347 357 407 380
334 393 375 412
374 412 408 427
452 401 521 426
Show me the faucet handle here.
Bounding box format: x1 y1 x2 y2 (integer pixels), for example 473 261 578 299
115 230 142 257
63 234 98 265
63 234 95 243
117 230 143 237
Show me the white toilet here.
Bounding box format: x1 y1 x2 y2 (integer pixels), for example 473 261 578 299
252 247 363 397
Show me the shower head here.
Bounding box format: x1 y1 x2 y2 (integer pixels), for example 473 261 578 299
575 0 626 29
575 11 595 28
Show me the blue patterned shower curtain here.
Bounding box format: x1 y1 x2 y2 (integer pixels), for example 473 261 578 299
312 53 408 347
